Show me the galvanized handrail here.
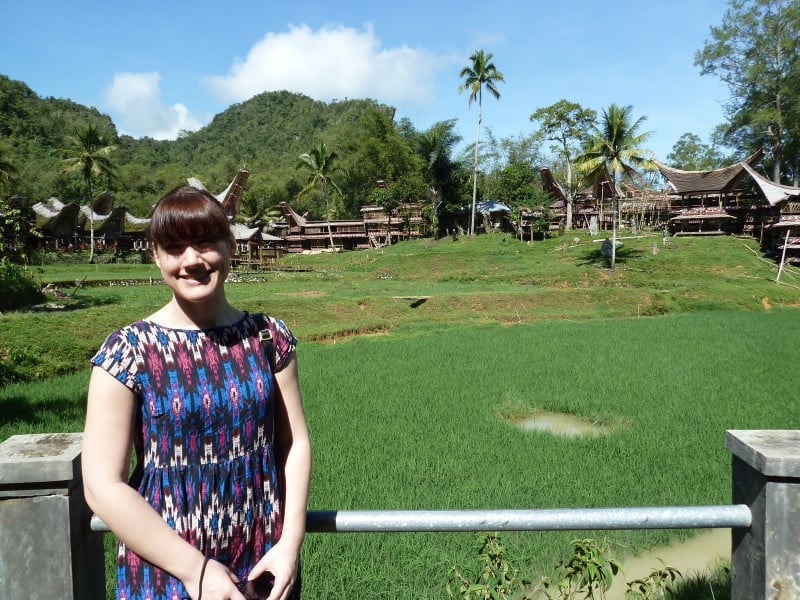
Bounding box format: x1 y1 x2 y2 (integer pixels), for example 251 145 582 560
91 504 751 534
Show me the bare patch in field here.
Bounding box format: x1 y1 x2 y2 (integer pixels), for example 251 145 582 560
509 410 610 438
277 290 326 298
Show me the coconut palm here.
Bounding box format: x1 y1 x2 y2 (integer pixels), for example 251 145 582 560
576 104 655 269
297 141 343 251
60 124 116 263
459 49 504 235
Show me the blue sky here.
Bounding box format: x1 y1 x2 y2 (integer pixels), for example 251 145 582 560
1 0 731 162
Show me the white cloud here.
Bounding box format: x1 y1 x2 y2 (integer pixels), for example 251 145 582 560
202 23 445 107
103 72 203 140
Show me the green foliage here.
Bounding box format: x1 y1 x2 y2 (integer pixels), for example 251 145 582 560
0 195 40 262
694 0 800 182
459 49 506 234
626 560 682 599
0 258 44 311
535 539 621 599
485 162 540 207
447 534 531 599
1 266 798 595
2 79 476 222
530 99 596 190
576 104 655 184
666 133 725 171
0 75 117 201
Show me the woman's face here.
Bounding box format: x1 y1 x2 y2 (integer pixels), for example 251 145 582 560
153 236 235 304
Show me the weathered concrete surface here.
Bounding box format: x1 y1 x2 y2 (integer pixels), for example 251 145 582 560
0 433 104 599
726 430 800 600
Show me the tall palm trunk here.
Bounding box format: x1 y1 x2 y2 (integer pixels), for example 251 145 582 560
87 181 95 263
470 98 482 236
322 182 335 251
611 195 617 270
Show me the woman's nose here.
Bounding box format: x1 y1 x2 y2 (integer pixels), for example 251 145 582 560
182 245 203 263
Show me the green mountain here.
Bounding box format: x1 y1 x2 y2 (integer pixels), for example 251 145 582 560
0 76 432 221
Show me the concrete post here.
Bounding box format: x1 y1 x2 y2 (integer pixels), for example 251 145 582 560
0 433 104 599
726 430 800 599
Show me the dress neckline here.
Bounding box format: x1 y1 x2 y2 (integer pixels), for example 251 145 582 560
139 311 252 333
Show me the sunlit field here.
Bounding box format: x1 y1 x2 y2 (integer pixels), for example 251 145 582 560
2 233 799 597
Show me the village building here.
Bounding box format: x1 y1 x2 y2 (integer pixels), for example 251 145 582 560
278 201 424 253
654 150 766 236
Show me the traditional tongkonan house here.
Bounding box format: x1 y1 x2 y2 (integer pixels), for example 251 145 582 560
655 150 765 236
279 200 424 253
739 162 800 262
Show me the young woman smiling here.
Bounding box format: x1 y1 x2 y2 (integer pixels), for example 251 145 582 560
82 185 311 600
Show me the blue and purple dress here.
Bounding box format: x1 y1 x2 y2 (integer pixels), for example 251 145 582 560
91 312 296 600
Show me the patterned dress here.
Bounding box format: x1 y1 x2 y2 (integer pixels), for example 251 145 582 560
91 312 297 600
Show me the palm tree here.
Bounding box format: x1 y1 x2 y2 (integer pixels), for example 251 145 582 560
60 124 116 263
459 49 504 235
576 104 655 269
296 141 343 251
417 120 462 237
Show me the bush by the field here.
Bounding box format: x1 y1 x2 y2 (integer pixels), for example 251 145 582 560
0 258 44 312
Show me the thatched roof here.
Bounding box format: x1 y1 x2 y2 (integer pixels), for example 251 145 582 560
187 169 250 220
655 150 764 195
539 167 568 204
740 163 800 206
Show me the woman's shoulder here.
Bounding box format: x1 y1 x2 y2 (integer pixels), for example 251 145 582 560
96 319 163 353
254 313 294 338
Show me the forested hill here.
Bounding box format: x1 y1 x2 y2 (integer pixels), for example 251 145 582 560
0 75 439 220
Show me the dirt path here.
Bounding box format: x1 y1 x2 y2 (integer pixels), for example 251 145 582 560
606 529 729 599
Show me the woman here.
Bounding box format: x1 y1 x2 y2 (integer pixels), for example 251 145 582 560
82 185 311 600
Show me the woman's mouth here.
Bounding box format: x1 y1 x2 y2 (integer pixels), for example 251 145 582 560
180 270 212 284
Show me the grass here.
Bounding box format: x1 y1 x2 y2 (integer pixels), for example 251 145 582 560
5 233 800 383
1 232 799 597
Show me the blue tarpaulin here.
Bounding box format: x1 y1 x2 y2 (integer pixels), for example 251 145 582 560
476 200 512 214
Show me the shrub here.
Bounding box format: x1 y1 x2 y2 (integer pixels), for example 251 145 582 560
0 258 45 311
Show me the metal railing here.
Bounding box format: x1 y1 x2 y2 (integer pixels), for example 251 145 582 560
4 429 798 599
92 504 752 534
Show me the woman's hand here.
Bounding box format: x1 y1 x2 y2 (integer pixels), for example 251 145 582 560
247 541 300 600
184 557 245 600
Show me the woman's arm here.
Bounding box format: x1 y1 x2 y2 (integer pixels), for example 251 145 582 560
82 366 241 600
250 354 312 599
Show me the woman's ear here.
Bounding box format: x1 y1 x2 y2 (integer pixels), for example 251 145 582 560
151 244 162 268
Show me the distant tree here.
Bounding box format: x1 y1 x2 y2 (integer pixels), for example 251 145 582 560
485 162 539 207
335 107 416 216
297 141 342 250
459 49 505 235
60 124 116 263
0 143 17 190
577 104 655 269
415 120 462 236
695 0 800 183
666 133 726 170
530 99 597 229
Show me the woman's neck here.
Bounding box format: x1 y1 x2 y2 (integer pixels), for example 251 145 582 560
150 296 243 330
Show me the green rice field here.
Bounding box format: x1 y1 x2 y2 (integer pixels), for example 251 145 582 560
2 232 800 597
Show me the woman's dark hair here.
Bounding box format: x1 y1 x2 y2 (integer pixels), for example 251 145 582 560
148 185 232 248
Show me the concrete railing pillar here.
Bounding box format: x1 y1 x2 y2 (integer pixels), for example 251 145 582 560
726 429 800 599
0 433 104 599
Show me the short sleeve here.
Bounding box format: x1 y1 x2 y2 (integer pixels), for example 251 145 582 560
90 328 140 391
266 316 297 372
